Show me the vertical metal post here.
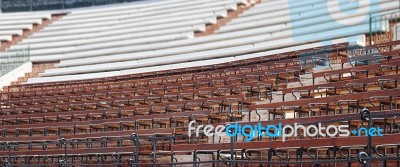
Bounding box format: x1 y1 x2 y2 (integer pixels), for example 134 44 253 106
152 137 156 167
6 142 13 167
29 0 33 11
369 14 373 46
397 145 399 167
333 146 337 167
58 138 67 167
0 0 2 13
131 134 140 167
367 117 372 166
360 109 372 167
229 129 234 167
62 0 65 9
64 139 67 164
267 149 272 167
193 151 197 167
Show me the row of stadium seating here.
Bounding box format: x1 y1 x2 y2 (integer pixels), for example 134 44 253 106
3 0 396 84
1 0 400 166
24 36 362 83
1 39 400 165
11 0 244 55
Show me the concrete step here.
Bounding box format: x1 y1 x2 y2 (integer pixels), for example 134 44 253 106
8 63 56 88
195 0 261 37
0 14 67 51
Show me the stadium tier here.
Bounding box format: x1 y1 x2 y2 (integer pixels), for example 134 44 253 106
0 12 54 42
1 0 400 166
2 0 394 83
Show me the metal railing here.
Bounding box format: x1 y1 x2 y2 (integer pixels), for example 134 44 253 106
0 48 30 77
0 0 145 13
369 11 400 45
2 109 400 167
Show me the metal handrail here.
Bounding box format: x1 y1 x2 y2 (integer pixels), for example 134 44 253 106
0 47 30 77
1 0 144 13
369 11 400 45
